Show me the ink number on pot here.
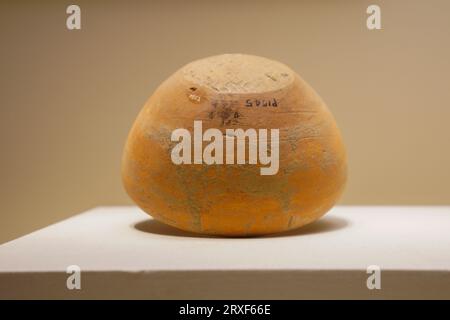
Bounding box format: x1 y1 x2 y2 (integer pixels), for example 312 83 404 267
245 98 278 107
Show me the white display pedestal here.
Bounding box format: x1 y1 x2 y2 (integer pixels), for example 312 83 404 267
1 206 449 299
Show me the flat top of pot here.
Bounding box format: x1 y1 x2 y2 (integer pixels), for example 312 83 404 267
181 54 295 94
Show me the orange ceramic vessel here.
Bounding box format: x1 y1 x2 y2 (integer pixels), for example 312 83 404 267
122 54 347 236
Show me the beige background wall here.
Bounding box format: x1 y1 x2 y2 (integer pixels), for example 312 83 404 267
1 0 450 244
